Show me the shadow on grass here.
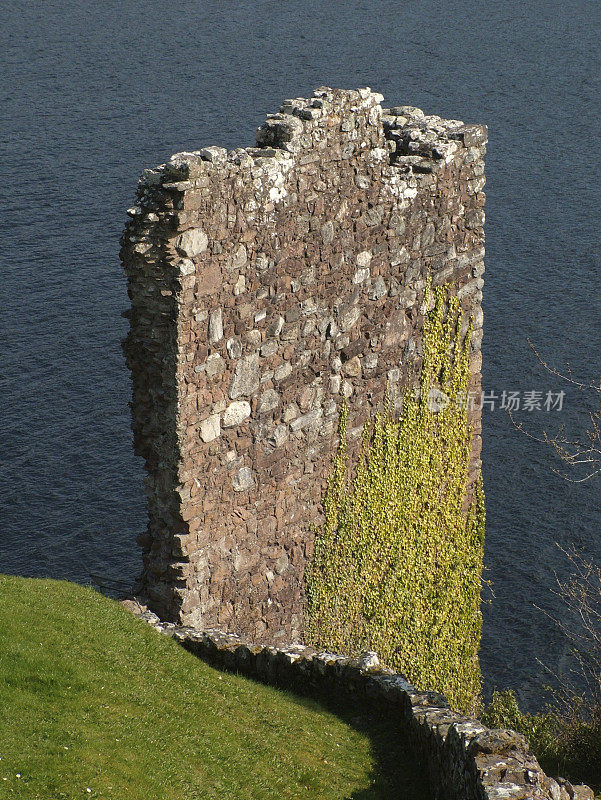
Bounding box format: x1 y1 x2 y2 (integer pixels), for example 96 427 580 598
237 674 432 800
319 693 430 800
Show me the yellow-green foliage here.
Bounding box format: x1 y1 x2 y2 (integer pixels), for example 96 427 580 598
306 284 485 714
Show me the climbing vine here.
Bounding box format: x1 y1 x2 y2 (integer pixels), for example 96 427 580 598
306 283 485 714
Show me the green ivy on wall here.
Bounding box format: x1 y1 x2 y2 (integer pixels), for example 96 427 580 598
305 283 485 714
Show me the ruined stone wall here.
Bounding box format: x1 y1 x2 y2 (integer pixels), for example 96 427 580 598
121 87 486 641
123 604 593 800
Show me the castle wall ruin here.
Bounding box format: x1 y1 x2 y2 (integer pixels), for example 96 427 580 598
121 86 486 642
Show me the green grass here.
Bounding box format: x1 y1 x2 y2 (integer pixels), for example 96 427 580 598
0 576 428 799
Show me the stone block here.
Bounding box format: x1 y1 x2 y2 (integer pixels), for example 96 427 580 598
200 414 221 443
223 401 251 428
175 228 208 257
229 354 260 399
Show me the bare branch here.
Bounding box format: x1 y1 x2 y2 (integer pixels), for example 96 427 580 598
528 340 601 393
508 346 601 482
534 545 601 718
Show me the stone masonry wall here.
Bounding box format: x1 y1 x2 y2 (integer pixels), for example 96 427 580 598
121 87 487 640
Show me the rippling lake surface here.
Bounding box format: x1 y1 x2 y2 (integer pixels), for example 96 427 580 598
1 0 599 709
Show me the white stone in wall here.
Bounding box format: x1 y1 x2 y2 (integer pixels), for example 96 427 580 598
175 228 208 257
178 259 195 276
226 338 242 359
255 253 269 271
274 553 289 574
246 330 261 348
343 357 361 377
274 362 292 382
209 308 223 343
233 467 254 492
200 414 221 443
289 407 322 433
229 354 260 398
266 316 284 338
205 353 226 378
353 268 370 284
283 403 300 423
224 449 241 467
338 305 361 333
390 246 409 267
223 401 251 428
323 398 337 417
260 339 278 357
257 389 280 414
369 277 387 300
228 244 247 271
268 185 286 203
321 221 334 245
233 275 246 295
301 298 317 315
354 174 370 189
267 425 288 447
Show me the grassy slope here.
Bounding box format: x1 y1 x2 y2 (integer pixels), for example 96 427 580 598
0 576 427 800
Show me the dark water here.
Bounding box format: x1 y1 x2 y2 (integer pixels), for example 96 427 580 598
1 0 600 710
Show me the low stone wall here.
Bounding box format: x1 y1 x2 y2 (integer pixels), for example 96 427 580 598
123 601 593 800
